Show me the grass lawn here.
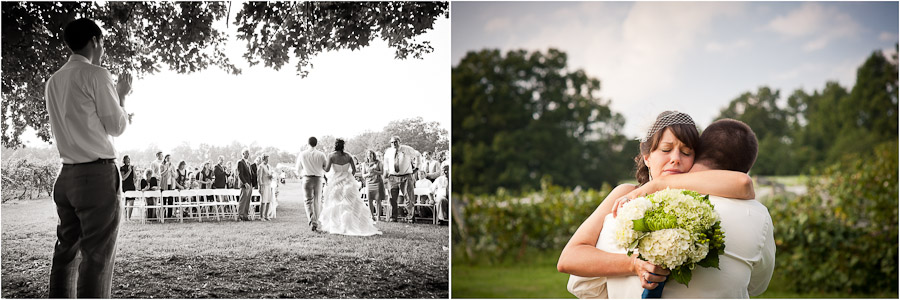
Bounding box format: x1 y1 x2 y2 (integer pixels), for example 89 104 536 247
451 250 894 299
2 182 449 298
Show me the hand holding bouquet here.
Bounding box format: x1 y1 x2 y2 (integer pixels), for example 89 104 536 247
615 188 726 297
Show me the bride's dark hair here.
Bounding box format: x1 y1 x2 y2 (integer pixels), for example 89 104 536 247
634 111 700 185
334 138 345 153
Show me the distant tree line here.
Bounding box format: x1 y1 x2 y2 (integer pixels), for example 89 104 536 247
452 46 898 195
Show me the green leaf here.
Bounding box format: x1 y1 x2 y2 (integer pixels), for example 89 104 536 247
632 218 650 232
697 252 720 269
670 267 692 287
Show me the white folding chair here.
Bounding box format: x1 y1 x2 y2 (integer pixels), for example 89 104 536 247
123 190 145 223
196 189 221 221
413 187 437 224
143 190 163 223
160 190 182 222
178 190 201 222
250 189 262 220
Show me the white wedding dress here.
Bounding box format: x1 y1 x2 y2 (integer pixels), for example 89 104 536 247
319 163 382 236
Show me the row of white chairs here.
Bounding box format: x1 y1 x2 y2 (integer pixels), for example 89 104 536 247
360 180 441 224
121 189 265 224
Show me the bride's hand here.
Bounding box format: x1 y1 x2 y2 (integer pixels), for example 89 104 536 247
630 253 670 290
611 196 630 218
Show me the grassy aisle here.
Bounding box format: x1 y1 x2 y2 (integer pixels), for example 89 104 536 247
2 182 449 298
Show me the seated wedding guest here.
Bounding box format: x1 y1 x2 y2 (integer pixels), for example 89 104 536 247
431 163 449 223
121 155 136 220
213 156 227 189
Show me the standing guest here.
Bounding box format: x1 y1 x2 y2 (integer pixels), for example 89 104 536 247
237 149 253 221
121 155 136 220
424 151 440 181
297 137 327 232
174 161 188 190
213 156 227 189
431 164 450 223
225 161 235 188
45 17 133 298
160 154 173 190
251 156 259 189
363 149 386 221
150 151 163 184
258 153 274 221
198 162 214 188
382 136 421 223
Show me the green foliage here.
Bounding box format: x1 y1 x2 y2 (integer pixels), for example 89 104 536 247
768 141 898 295
234 2 449 77
452 48 634 194
717 48 898 175
452 179 611 264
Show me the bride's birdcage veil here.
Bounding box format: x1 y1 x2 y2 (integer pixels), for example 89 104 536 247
640 111 697 143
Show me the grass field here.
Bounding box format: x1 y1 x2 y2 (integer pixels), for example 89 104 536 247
1 182 449 298
451 250 893 299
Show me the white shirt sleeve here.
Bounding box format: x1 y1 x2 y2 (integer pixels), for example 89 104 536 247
749 213 776 296
92 69 127 137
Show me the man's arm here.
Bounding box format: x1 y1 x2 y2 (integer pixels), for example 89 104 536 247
626 170 754 200
749 213 776 296
94 70 129 137
295 153 304 176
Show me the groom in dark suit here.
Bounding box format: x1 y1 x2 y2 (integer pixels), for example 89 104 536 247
237 149 253 221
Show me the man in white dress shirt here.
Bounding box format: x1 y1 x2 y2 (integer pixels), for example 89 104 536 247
570 119 775 298
297 137 327 232
151 151 163 182
382 136 421 222
45 18 133 298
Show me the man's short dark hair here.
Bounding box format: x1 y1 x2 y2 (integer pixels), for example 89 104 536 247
696 119 758 173
63 18 103 51
308 137 318 147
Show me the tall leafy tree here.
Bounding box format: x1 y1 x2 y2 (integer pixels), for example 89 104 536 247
2 1 449 148
2 2 237 148
452 49 631 195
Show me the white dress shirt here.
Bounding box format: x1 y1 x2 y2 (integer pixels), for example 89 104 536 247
45 54 127 164
151 159 162 178
383 145 420 175
569 196 776 299
297 148 326 177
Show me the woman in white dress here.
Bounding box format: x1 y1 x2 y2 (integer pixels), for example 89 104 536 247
257 153 275 221
319 139 382 236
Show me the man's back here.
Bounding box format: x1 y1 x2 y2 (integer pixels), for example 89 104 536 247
662 196 775 298
300 149 326 176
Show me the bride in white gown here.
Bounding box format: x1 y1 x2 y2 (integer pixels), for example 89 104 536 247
319 139 383 236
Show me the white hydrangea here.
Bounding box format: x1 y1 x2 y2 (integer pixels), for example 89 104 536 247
654 188 719 233
638 228 693 269
614 197 654 248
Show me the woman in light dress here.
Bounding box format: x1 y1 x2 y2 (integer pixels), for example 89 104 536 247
257 153 275 221
363 149 386 221
319 139 382 236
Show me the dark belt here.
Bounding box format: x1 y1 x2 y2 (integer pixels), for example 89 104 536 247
65 158 116 166
304 175 321 178
389 173 412 177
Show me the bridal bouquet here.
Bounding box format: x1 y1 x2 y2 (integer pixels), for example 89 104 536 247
615 188 725 297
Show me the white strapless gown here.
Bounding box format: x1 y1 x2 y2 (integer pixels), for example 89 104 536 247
319 163 382 236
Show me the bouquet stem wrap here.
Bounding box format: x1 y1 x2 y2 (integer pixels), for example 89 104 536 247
642 278 665 299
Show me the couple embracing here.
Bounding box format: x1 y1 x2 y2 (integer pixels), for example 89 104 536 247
558 111 776 298
297 137 382 236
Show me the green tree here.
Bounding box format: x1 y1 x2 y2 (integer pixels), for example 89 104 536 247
234 1 449 77
382 116 449 154
452 49 631 194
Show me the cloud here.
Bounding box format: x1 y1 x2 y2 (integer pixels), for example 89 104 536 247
484 17 512 33
766 3 861 52
879 31 897 42
705 39 751 53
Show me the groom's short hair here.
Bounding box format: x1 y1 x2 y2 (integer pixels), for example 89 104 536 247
696 119 758 173
64 18 103 51
308 137 317 147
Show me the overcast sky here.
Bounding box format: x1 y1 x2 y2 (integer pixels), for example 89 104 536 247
452 1 898 138
24 2 450 154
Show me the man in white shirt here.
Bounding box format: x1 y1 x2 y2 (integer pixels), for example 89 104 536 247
297 137 327 232
382 136 421 222
45 18 132 298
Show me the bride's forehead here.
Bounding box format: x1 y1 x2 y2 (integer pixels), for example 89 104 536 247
658 129 689 146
